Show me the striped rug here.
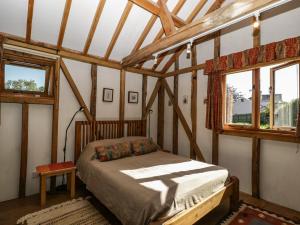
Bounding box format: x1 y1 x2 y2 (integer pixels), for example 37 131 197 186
17 198 111 225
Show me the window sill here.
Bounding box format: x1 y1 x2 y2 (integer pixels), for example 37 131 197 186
0 92 55 105
221 127 300 143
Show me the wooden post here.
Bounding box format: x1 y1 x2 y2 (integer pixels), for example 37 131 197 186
163 79 205 161
212 32 220 165
190 44 197 159
142 75 147 135
19 103 29 198
90 64 97 120
119 69 125 136
252 15 261 198
173 58 179 155
50 58 60 191
157 79 165 148
142 75 147 119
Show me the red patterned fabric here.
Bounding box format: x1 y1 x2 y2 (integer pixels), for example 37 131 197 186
219 56 228 71
204 36 300 133
248 47 259 65
204 36 300 74
206 72 223 131
285 38 299 58
233 52 243 69
204 59 214 74
265 42 276 62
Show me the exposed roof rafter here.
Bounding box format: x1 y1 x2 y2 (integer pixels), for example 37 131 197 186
152 0 205 70
57 0 72 49
129 0 185 28
26 0 35 42
104 1 133 59
160 0 221 73
122 0 279 67
157 0 176 36
83 0 106 55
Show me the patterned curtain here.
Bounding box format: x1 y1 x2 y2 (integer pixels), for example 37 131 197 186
206 72 223 131
204 37 300 74
204 36 300 135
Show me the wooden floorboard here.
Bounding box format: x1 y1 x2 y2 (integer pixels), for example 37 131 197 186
0 189 299 225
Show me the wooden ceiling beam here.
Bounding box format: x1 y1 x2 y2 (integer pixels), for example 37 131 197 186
160 0 222 73
57 0 72 49
152 0 206 71
2 33 163 77
129 0 185 28
104 2 133 59
26 0 35 42
122 0 281 67
137 0 186 70
131 15 157 54
83 0 106 55
157 0 176 36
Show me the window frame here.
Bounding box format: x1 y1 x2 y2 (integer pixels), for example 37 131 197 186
1 59 52 97
270 61 300 131
222 60 300 136
223 69 255 130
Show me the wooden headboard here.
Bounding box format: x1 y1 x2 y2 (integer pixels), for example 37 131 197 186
74 120 146 162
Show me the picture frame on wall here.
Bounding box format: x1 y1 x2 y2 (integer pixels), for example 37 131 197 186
128 91 139 104
103 88 113 102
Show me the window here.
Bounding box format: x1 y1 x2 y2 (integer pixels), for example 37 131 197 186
4 64 46 93
225 71 253 126
271 63 299 129
224 60 300 133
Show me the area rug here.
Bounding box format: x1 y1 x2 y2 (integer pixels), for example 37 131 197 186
17 197 111 225
220 203 298 225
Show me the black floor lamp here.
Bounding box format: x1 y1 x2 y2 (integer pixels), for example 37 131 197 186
56 106 84 192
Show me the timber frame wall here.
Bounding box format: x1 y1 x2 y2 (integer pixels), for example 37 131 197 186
0 0 299 202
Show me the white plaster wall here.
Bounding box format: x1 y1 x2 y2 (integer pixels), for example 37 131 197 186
0 103 22 202
125 72 142 120
166 3 300 211
0 58 150 201
97 67 120 120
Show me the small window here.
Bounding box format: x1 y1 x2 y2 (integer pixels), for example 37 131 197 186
271 63 299 129
225 71 253 125
4 64 46 93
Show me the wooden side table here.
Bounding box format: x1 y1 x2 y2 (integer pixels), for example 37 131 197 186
36 161 76 207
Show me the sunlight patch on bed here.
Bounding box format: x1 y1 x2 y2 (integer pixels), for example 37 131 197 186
140 180 169 204
120 161 214 180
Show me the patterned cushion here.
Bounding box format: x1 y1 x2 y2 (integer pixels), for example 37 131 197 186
95 142 131 162
131 139 160 156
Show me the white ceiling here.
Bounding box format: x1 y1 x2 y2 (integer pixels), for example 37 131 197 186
0 0 216 68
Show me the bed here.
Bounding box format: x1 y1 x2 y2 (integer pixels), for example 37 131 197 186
74 120 239 225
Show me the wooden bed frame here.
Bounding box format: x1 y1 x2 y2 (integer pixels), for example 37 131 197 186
74 120 239 225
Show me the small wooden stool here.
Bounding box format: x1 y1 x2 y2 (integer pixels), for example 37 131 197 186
36 161 76 207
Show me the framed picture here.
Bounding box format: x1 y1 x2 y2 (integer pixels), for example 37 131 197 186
128 91 139 104
103 88 113 102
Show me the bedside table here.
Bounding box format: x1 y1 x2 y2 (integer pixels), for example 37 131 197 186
36 161 76 207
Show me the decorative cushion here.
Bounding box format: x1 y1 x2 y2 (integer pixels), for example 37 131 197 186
131 139 160 156
95 142 131 162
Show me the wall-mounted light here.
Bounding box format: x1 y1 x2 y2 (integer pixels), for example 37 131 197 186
186 39 193 59
153 54 158 65
253 12 260 28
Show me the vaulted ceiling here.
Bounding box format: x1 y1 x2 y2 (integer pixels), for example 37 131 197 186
0 0 231 72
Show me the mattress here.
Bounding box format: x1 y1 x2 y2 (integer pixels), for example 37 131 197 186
77 140 228 225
